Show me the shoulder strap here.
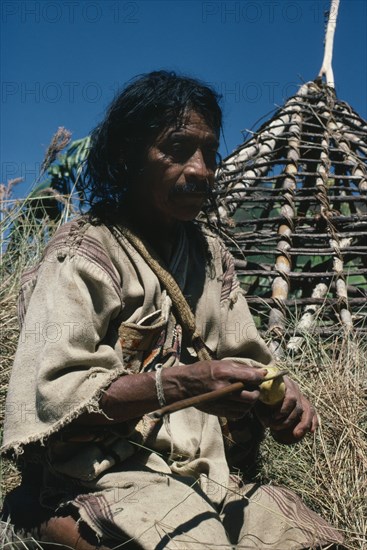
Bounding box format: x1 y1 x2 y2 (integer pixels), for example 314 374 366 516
114 225 213 362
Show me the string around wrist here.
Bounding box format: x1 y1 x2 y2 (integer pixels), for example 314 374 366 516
155 364 166 408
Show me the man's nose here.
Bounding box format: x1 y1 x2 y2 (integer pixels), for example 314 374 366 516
185 149 213 181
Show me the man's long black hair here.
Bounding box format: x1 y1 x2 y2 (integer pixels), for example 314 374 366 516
84 70 222 221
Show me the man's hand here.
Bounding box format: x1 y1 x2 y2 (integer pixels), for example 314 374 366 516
255 376 318 444
177 360 267 419
82 360 266 424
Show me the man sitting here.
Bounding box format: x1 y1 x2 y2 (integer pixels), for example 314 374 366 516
1 71 343 549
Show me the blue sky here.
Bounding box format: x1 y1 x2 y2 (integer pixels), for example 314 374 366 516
1 0 366 197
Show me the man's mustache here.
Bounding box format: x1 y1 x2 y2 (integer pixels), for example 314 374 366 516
169 181 212 196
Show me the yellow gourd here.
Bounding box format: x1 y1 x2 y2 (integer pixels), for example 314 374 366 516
259 366 286 405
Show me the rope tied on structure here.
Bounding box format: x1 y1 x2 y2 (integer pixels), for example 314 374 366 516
211 73 366 348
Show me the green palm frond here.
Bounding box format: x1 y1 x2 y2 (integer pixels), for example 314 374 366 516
27 136 91 220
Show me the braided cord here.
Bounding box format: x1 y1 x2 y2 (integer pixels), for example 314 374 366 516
115 225 213 362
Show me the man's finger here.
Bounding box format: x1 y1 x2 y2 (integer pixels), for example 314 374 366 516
230 389 261 403
271 402 303 430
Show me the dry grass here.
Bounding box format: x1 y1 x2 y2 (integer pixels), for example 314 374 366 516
259 328 367 549
0 275 21 498
1 182 366 549
0 183 73 505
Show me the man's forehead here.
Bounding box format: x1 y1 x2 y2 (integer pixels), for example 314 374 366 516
159 111 219 143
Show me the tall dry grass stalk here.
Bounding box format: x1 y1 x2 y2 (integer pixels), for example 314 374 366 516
260 327 367 549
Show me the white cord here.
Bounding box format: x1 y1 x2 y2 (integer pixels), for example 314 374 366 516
155 364 166 407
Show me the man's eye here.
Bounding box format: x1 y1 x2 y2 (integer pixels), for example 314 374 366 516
165 142 219 167
169 143 192 160
171 143 185 152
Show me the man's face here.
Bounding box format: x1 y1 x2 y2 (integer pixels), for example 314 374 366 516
133 110 219 227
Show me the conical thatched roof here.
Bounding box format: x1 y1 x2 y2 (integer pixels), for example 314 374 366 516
212 80 367 354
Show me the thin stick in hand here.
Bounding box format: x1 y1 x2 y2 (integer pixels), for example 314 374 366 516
149 370 288 420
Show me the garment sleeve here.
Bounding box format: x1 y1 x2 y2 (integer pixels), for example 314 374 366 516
2 249 126 452
216 246 273 367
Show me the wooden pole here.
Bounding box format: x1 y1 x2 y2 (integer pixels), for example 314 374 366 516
318 0 340 87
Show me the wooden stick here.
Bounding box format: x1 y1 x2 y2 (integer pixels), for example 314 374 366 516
149 370 288 420
230 247 367 255
287 283 328 352
234 215 367 226
245 297 366 305
225 191 367 203
318 0 340 87
233 230 367 240
235 269 367 278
